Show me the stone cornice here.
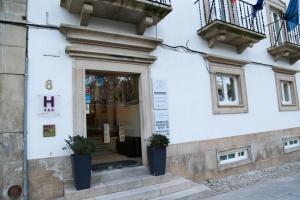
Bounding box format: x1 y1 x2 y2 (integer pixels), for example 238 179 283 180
272 67 299 75
65 46 157 64
60 24 162 52
60 24 162 64
204 54 250 67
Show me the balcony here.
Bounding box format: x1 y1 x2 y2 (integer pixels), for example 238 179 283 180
60 0 172 35
196 0 266 53
267 20 300 64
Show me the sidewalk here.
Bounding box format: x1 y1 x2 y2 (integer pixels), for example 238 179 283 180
204 173 300 200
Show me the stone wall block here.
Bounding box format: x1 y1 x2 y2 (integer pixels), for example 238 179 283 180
0 75 24 132
264 136 284 159
255 130 271 141
0 25 4 48
166 144 178 157
231 133 255 148
0 46 3 73
28 156 70 200
167 155 186 177
205 149 217 172
169 127 300 181
250 142 258 162
235 162 255 175
0 133 23 162
177 141 200 155
283 151 300 163
1 161 23 199
2 161 23 188
199 139 218 152
0 46 26 74
0 1 26 22
217 137 233 150
6 1 26 16
253 138 268 162
290 127 300 136
2 25 26 47
0 162 3 196
184 154 205 179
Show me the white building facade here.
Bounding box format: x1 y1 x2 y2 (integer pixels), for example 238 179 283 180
20 0 300 198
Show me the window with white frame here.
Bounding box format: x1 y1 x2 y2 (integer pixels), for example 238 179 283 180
207 54 249 114
217 74 239 105
219 148 248 165
284 137 300 150
281 81 292 105
273 68 299 111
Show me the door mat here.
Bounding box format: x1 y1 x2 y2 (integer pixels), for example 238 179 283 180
92 160 141 171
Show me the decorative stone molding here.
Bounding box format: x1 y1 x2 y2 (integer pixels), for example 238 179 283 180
204 54 250 67
137 16 154 35
60 0 172 35
80 3 93 26
198 21 266 54
272 66 299 75
267 44 300 65
60 24 157 168
60 24 162 64
205 54 249 114
273 67 299 111
267 0 286 12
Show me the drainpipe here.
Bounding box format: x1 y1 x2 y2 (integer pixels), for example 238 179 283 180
23 5 29 200
22 35 29 200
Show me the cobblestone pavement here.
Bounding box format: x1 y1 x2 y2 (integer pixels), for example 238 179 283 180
199 161 300 195
203 173 300 200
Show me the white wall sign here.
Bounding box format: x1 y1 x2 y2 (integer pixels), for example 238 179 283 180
38 95 60 116
154 110 170 135
153 79 168 110
153 79 168 92
152 79 170 136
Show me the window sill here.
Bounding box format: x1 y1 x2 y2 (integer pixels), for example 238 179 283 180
284 146 300 154
213 104 248 114
279 104 299 112
218 158 252 171
218 103 245 108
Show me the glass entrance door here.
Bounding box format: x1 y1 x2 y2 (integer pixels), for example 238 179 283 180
85 71 142 171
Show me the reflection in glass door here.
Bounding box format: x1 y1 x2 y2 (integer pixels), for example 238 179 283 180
85 71 142 171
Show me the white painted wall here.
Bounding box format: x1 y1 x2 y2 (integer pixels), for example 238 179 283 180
27 0 300 159
27 28 73 159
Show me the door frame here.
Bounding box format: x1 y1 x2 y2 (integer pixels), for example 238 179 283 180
73 58 153 166
60 24 162 166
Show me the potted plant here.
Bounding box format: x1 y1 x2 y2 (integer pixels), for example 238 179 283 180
63 135 95 190
147 134 170 176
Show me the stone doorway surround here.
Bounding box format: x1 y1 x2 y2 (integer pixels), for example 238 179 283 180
60 24 162 166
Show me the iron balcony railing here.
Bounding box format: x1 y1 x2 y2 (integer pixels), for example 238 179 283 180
269 19 300 47
148 0 172 6
195 0 265 34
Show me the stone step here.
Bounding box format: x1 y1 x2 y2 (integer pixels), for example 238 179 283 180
92 150 113 155
64 172 174 200
64 165 149 188
92 165 150 183
84 177 194 200
149 185 210 200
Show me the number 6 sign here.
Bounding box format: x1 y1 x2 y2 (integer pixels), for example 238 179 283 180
45 80 53 90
